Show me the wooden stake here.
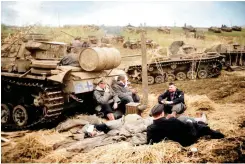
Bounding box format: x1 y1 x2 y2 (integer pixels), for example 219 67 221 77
141 32 148 105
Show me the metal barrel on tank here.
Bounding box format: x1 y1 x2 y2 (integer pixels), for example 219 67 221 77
79 47 121 71
101 47 121 69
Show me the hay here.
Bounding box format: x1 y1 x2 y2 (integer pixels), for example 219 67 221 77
70 136 245 163
1 134 52 163
36 148 72 163
185 95 217 115
72 141 185 163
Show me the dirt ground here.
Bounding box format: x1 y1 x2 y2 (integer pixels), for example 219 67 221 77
1 70 245 163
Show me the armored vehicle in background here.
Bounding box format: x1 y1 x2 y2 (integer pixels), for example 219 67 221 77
157 27 171 34
123 39 158 49
208 27 222 33
205 43 245 71
183 25 196 32
1 33 125 130
88 35 98 44
113 35 124 43
125 41 224 84
123 39 139 49
221 25 232 32
231 26 242 31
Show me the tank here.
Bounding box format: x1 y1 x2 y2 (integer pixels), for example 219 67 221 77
157 27 171 34
231 26 242 31
125 41 224 84
208 27 222 33
221 25 232 32
113 35 124 43
88 35 98 44
123 39 158 49
123 39 140 49
182 25 196 32
205 43 245 71
1 33 125 130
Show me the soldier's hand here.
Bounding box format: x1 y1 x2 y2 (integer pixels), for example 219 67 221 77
163 101 173 105
113 103 118 110
130 89 136 94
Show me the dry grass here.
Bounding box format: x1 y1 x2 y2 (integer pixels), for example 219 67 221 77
69 136 245 163
185 95 217 114
1 134 52 163
1 130 71 163
71 141 184 163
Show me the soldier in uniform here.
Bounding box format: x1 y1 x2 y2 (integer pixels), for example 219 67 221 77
158 82 186 118
93 78 121 120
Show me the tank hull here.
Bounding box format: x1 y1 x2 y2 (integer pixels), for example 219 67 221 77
126 55 224 84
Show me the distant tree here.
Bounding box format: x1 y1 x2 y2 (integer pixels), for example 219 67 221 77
1 24 7 31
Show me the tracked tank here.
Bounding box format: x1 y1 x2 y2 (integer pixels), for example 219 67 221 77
1 33 125 130
231 26 242 31
125 41 224 84
182 25 196 32
205 43 245 71
208 27 222 33
221 25 232 32
123 39 158 49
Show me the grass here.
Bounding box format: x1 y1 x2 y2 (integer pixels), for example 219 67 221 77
2 25 245 46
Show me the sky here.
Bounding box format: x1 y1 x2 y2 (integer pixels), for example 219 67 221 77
1 1 245 27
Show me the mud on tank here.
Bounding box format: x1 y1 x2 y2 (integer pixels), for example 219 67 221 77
1 33 125 130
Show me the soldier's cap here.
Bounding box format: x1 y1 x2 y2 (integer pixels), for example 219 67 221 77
150 104 164 116
94 77 106 85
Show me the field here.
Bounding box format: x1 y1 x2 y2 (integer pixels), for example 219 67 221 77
1 25 245 163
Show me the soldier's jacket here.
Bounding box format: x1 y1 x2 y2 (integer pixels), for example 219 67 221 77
158 89 185 105
112 81 133 101
93 85 120 105
59 53 80 67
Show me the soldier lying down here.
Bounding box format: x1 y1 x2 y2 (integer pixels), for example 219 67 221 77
83 105 224 147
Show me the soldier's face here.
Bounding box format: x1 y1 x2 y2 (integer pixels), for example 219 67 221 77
168 85 176 92
99 82 106 89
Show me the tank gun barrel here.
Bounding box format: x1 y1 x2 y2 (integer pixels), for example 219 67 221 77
60 31 75 38
121 54 142 58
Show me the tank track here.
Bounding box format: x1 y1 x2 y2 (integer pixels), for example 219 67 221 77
1 77 65 130
126 58 223 84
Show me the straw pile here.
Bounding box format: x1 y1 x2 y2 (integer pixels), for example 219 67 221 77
185 94 217 115
71 141 185 163
1 134 52 163
36 148 73 163
70 136 245 163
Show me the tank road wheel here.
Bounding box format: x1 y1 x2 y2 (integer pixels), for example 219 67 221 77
176 72 187 81
198 70 208 79
12 105 28 127
155 75 165 84
147 66 154 72
166 74 175 82
187 71 197 80
1 104 11 125
148 76 155 85
131 44 137 49
208 62 222 75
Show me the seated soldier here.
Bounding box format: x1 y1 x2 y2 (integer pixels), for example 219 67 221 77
112 75 140 112
147 104 224 146
158 82 186 118
93 78 121 120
